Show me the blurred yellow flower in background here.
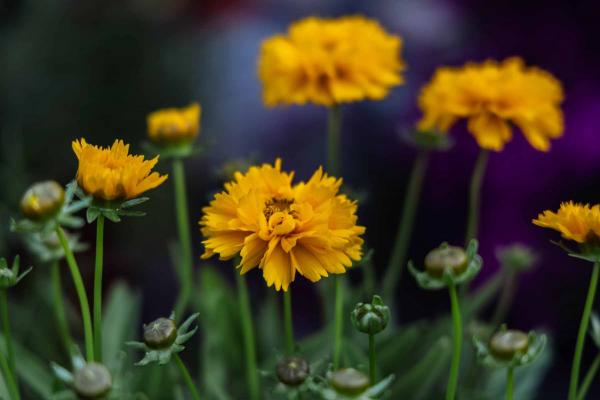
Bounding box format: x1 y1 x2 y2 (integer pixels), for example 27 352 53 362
200 159 365 291
147 103 201 145
533 201 600 243
258 16 405 107
418 57 564 152
72 138 168 200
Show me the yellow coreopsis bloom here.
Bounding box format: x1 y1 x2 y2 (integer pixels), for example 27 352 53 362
72 138 168 201
258 16 405 107
200 159 365 291
147 103 201 145
533 202 600 243
418 57 564 152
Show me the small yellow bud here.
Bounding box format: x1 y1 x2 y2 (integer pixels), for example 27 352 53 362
20 181 64 220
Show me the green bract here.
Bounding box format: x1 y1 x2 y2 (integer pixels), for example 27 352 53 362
408 239 482 290
23 230 88 263
473 326 546 369
142 140 204 161
0 255 32 289
401 129 453 152
127 312 199 366
351 295 390 335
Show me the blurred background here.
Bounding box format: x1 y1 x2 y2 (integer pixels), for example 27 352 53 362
1 0 600 398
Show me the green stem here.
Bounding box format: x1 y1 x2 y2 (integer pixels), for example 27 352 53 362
383 150 430 302
51 260 74 356
173 158 194 318
506 367 514 400
568 262 599 400
56 226 94 362
93 215 104 362
577 352 600 400
0 290 18 398
174 354 200 400
333 275 344 370
446 283 462 400
283 289 294 355
369 333 376 384
490 270 517 328
236 273 259 400
465 149 489 244
327 105 342 175
0 347 19 400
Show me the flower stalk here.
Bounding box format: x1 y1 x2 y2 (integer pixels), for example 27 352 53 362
236 273 260 400
577 352 600 400
447 283 462 400
93 214 104 362
506 367 514 400
283 289 294 355
174 354 200 400
465 149 489 244
56 226 94 362
0 348 19 400
383 150 430 301
333 276 344 370
568 262 599 400
173 158 194 318
51 260 74 356
0 289 18 397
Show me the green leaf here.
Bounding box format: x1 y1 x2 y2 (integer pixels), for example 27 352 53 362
102 281 141 367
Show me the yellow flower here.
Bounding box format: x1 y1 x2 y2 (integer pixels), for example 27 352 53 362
200 159 365 291
258 16 405 107
146 103 201 145
533 202 600 243
72 138 168 201
418 57 564 152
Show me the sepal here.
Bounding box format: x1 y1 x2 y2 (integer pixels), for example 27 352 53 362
0 255 33 289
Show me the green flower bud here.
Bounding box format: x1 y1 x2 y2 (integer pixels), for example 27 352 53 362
496 244 537 273
20 181 65 220
331 368 370 396
73 362 112 399
276 356 309 386
351 295 390 335
424 244 467 278
143 317 178 349
490 329 529 361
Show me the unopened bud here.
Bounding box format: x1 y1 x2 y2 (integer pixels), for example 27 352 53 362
490 329 529 361
143 317 177 349
20 181 64 220
331 368 370 396
276 356 309 386
424 244 467 278
73 362 112 399
351 295 390 335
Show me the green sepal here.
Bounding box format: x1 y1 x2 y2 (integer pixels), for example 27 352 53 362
551 239 600 263
409 239 482 290
473 329 547 369
141 140 204 160
351 295 390 335
0 255 33 289
401 129 453 152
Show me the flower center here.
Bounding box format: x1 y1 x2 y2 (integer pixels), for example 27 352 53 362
263 198 295 220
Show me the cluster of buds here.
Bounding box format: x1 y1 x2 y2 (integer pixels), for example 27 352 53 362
409 239 482 290
127 312 199 366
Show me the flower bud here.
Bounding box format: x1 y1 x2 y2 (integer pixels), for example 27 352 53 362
73 362 112 399
351 295 390 335
276 356 309 386
330 368 370 396
496 244 537 273
143 317 178 349
490 329 529 360
20 181 64 220
424 244 467 278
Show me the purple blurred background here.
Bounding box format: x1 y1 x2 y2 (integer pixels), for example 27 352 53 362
2 0 600 397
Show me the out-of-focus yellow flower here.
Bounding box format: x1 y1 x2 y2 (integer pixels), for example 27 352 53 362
200 159 365 291
146 103 201 145
72 138 168 201
258 16 405 107
418 57 564 152
533 202 600 243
